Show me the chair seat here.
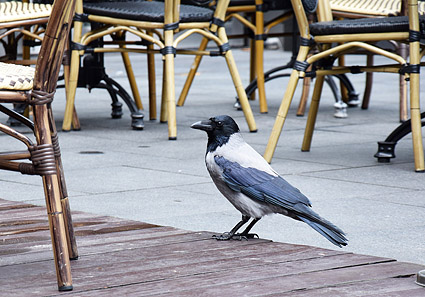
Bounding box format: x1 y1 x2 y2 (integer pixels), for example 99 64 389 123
0 1 52 23
0 62 34 90
310 15 425 36
330 0 425 17
83 0 214 23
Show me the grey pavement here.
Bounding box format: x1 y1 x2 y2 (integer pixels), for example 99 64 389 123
1 43 424 266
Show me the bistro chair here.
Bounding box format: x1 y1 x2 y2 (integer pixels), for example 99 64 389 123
64 0 257 139
264 0 425 172
0 0 77 291
330 0 425 122
177 0 293 114
0 1 53 123
0 0 52 64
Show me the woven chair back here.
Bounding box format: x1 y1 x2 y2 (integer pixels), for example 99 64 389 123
33 0 75 93
301 0 318 13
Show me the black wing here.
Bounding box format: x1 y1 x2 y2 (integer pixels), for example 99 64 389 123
214 156 312 211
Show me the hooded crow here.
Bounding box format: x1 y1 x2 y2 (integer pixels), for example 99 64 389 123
191 115 347 247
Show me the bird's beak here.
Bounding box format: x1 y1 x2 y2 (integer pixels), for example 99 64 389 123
191 120 213 132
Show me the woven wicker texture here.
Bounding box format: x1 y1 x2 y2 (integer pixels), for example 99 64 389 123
310 14 425 35
229 0 292 10
0 1 52 22
302 0 318 13
83 0 213 23
0 62 34 90
330 0 425 16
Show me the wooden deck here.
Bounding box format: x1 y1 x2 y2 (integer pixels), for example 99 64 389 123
1 198 424 296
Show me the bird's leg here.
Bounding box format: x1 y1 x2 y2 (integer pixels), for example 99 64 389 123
237 218 261 239
213 215 250 241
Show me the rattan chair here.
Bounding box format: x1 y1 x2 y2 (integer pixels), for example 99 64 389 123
0 0 77 291
264 0 425 172
0 0 52 64
0 1 53 124
64 0 257 139
329 0 425 122
177 0 293 114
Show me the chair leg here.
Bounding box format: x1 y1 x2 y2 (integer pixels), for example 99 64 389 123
63 20 83 132
297 58 313 116
120 50 143 110
302 75 326 151
163 29 177 140
224 49 257 132
249 38 256 101
33 104 73 291
361 54 373 109
255 4 267 113
160 61 167 123
63 61 81 131
43 174 73 291
410 73 424 172
218 27 256 132
264 70 300 162
398 42 408 122
399 73 408 122
147 31 157 120
177 37 209 107
296 54 313 117
48 108 78 260
296 77 311 116
409 46 424 171
255 36 267 113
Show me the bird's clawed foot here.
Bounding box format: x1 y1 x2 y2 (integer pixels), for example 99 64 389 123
212 232 234 241
238 233 259 239
212 232 259 241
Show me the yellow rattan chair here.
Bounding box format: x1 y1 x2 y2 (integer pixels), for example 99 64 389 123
0 1 53 124
0 1 52 64
0 0 77 290
64 0 257 139
329 0 425 122
264 0 425 172
330 0 425 18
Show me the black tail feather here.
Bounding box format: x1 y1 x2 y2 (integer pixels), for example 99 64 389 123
298 216 348 247
294 204 348 247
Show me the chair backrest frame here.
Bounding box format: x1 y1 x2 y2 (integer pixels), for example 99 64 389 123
34 0 76 93
293 0 420 39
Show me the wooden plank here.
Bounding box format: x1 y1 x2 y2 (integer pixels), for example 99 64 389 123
0 229 209 266
142 261 423 296
0 206 48 220
0 222 164 263
0 214 162 247
0 202 38 211
269 276 425 297
1 226 187 250
0 198 34 206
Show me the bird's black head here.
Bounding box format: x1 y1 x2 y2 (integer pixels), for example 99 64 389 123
191 115 240 152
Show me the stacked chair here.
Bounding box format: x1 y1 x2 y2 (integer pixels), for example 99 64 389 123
264 0 425 172
0 0 78 291
64 0 257 139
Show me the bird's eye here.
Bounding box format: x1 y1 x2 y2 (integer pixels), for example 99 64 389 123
217 121 223 127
